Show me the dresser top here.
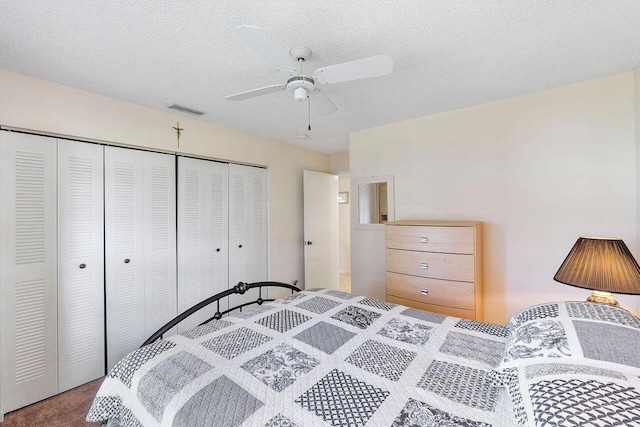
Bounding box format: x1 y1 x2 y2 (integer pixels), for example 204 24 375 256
386 220 481 227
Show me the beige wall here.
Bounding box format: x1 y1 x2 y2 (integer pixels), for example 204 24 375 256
351 72 639 324
338 175 351 273
330 151 349 173
0 70 330 296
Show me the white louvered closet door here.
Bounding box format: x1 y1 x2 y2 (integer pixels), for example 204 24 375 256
177 157 228 333
228 164 267 310
0 132 58 412
142 153 177 338
57 140 105 393
105 147 146 369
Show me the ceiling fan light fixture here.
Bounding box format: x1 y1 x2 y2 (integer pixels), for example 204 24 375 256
293 87 308 102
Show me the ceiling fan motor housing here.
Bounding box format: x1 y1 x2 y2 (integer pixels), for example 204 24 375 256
287 75 315 101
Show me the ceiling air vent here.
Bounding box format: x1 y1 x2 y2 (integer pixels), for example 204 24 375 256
168 104 206 116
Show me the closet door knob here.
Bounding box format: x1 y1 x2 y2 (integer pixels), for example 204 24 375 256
79 263 86 269
238 244 243 248
124 258 131 264
216 248 221 252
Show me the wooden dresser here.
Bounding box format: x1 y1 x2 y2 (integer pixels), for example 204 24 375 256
385 220 482 320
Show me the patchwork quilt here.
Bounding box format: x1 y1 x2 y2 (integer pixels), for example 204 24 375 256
87 289 515 426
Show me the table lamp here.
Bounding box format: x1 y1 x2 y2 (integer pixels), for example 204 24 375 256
553 237 640 306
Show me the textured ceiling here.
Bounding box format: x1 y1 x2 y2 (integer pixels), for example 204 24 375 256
2 1 640 154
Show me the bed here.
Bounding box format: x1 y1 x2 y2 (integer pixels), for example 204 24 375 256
87 283 640 426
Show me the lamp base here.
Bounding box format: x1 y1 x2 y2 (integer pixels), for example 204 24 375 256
586 290 619 306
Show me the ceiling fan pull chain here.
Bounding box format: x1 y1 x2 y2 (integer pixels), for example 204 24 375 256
308 95 311 131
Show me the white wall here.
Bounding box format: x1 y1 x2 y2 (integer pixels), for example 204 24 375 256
0 70 330 297
636 65 640 260
350 72 639 324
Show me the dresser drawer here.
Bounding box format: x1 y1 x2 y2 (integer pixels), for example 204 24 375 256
386 272 474 310
386 295 476 320
386 248 474 282
385 225 474 254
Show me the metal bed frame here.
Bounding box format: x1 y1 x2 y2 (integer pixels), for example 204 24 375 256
140 281 301 347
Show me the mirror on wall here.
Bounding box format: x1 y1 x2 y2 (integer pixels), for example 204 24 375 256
352 175 394 230
358 182 388 224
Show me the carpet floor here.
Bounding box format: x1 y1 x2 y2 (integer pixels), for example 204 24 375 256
2 378 103 427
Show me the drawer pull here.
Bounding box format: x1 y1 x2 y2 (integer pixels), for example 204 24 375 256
420 237 428 243
420 289 428 295
420 262 428 269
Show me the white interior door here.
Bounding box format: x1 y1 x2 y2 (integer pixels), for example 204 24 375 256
0 132 58 412
228 164 267 310
303 170 339 290
177 157 229 332
57 140 105 392
105 147 146 369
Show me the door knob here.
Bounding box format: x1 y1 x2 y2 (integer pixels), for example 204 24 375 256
305 241 313 245
124 258 131 264
216 248 221 252
79 263 86 269
238 244 243 248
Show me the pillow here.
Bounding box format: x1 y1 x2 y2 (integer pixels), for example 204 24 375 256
499 301 640 377
494 301 640 426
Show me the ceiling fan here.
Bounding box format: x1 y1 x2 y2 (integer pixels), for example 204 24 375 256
225 25 394 117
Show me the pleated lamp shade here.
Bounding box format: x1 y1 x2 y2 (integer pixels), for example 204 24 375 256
554 237 640 305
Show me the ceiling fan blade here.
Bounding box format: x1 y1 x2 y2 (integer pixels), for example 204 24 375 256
225 84 285 101
310 90 338 116
313 54 394 85
235 25 297 75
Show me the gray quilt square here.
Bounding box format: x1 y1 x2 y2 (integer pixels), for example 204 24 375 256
567 302 640 329
228 304 275 319
181 319 234 339
296 369 389 426
529 378 640 426
293 321 356 354
242 343 320 391
439 331 506 367
377 318 433 346
277 292 307 304
201 327 272 359
173 375 264 427
108 340 175 387
265 414 300 427
455 319 509 338
573 320 640 368
296 296 341 314
392 398 491 427
524 363 627 380
331 305 382 329
417 360 499 411
255 309 311 332
358 297 397 311
137 351 213 421
325 290 356 300
345 340 417 381
401 308 446 324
